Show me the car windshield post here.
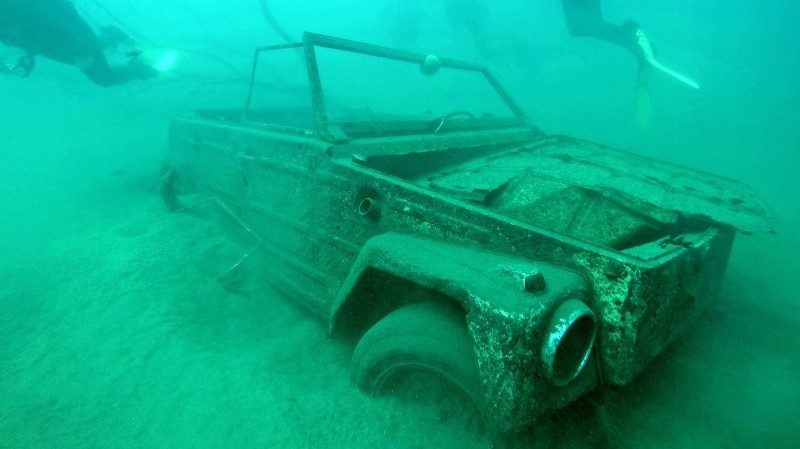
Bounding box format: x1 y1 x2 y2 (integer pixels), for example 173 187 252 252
243 42 303 124
302 37 333 140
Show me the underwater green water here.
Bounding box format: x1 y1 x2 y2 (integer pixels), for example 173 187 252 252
1 1 798 448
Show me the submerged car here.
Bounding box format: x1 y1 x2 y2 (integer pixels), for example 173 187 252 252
161 33 773 440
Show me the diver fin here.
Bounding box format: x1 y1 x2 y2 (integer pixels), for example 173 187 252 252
635 28 699 89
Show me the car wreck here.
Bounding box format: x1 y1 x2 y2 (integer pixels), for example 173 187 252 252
160 33 773 441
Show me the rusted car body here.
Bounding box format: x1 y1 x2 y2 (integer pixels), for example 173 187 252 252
161 33 773 436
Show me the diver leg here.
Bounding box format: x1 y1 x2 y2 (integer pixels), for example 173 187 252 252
561 0 604 37
561 0 642 61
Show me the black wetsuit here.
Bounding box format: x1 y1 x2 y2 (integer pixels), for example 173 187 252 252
561 0 644 63
0 0 155 86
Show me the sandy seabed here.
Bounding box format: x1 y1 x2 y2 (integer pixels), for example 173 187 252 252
1 79 798 449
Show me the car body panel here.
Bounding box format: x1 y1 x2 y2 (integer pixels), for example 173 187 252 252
163 33 772 432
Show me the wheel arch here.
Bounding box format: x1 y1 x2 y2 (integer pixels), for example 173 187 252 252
330 265 465 341
328 233 480 340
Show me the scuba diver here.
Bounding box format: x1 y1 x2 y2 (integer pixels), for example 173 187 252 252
561 0 699 126
562 0 699 89
0 0 164 87
562 0 645 63
437 0 698 91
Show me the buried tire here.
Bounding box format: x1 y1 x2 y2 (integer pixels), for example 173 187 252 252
351 301 491 434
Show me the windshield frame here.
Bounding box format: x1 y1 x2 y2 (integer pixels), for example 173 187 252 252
244 32 531 142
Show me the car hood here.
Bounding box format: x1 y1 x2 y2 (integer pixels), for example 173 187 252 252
355 134 774 243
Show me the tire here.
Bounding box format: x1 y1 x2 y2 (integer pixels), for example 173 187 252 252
350 301 489 428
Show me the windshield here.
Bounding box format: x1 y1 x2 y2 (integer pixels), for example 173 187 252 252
244 33 528 138
315 46 515 123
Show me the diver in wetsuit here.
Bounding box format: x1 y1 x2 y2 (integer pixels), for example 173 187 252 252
560 0 699 126
561 0 699 89
0 0 158 86
562 0 644 64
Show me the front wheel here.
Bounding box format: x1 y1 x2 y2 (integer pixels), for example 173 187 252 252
350 301 490 433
